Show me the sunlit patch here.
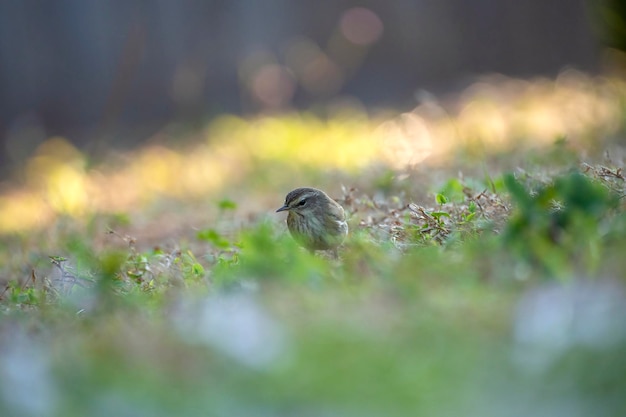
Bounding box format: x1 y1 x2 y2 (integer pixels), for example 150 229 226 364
205 112 382 171
340 7 384 46
5 137 90 222
133 145 185 198
382 71 626 162
457 100 508 146
377 113 434 168
47 164 89 216
0 190 53 233
177 145 228 197
0 72 625 234
88 169 141 213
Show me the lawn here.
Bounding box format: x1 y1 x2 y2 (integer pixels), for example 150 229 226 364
1 71 626 417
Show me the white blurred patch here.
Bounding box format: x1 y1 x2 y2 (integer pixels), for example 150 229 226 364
0 335 57 417
513 279 626 374
172 293 288 369
377 112 434 168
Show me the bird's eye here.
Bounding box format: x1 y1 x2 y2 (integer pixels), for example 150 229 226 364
297 199 307 207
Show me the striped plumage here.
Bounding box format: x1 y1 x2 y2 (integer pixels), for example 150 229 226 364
276 187 348 253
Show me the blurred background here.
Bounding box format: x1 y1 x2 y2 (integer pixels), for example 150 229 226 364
3 3 626 416
0 0 612 177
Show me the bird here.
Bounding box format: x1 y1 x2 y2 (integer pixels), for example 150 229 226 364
276 187 348 255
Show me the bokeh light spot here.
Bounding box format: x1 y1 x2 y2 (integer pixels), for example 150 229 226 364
251 65 296 108
340 7 384 46
284 37 344 96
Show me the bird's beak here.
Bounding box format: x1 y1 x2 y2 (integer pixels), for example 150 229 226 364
276 205 289 213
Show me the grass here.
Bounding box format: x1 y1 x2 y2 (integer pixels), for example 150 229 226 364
1 72 626 416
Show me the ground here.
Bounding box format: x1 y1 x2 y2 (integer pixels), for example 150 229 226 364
0 71 625 417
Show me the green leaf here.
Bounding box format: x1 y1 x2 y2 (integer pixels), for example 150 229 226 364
464 212 476 222
217 199 237 211
192 263 205 275
435 193 449 205
438 178 465 203
197 229 231 249
503 174 531 209
49 255 68 262
431 211 451 219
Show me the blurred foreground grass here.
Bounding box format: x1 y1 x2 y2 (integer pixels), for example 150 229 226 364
1 71 626 416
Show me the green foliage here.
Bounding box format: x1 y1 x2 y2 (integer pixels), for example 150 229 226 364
211 221 331 288
6 281 39 305
592 0 626 52
374 169 396 193
94 250 129 304
2 147 626 417
438 178 465 203
217 199 237 211
177 250 206 280
503 171 620 277
403 176 491 246
197 228 233 250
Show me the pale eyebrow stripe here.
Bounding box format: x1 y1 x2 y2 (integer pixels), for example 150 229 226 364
292 191 316 205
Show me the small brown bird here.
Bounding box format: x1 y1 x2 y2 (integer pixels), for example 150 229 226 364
276 187 348 254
